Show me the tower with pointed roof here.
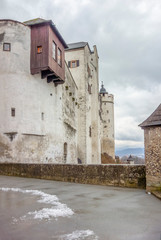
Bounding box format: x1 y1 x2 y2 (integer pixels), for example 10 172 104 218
99 82 115 162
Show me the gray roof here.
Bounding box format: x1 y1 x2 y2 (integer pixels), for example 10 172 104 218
66 42 88 50
139 104 161 128
127 155 134 161
23 18 68 48
100 82 107 94
23 18 49 26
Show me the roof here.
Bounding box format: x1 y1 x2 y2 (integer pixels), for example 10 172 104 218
23 18 49 25
0 19 28 27
127 155 134 161
139 104 161 128
66 42 94 53
24 18 68 48
66 42 88 50
100 82 107 94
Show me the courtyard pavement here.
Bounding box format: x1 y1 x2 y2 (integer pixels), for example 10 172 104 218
0 175 160 240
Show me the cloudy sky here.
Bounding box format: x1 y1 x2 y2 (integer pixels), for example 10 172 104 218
1 0 161 150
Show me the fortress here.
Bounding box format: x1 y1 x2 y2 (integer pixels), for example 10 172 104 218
0 18 115 164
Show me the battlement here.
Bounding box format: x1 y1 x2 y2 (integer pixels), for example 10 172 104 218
100 93 114 103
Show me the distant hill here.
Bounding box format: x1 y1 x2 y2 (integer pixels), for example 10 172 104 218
115 148 144 158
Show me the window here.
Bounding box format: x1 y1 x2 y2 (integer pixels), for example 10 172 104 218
53 41 57 60
88 83 92 94
68 60 79 68
89 126 92 137
72 61 76 68
58 48 62 66
41 112 44 120
11 108 15 117
64 142 67 163
37 46 42 54
3 43 11 51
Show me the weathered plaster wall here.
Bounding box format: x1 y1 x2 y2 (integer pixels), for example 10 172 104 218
62 63 78 164
0 163 146 189
65 48 87 163
65 45 101 164
0 20 77 164
100 93 115 160
144 127 161 192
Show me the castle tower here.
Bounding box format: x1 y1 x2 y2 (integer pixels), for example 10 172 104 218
65 42 101 164
99 82 115 161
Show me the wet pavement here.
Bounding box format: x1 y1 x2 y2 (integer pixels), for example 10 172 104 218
0 175 161 240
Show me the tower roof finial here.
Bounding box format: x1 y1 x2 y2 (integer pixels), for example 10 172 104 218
100 81 107 94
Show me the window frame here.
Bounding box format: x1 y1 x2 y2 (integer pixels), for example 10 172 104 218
11 108 15 117
37 46 43 54
68 60 79 68
52 41 57 61
3 43 11 52
57 48 62 67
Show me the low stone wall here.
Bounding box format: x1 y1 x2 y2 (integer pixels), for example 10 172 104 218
0 163 146 189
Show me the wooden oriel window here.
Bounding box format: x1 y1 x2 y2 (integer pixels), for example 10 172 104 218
53 41 57 60
58 48 62 66
37 46 42 54
68 60 79 68
3 43 11 51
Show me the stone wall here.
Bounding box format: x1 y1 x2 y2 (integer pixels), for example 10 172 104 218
0 163 146 189
144 127 161 192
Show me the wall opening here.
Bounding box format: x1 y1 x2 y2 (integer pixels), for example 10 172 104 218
11 108 15 117
64 142 67 163
41 112 44 120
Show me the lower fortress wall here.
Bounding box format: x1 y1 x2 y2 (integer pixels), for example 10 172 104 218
0 163 146 189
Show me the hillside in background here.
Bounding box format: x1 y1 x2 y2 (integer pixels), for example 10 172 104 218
115 148 144 158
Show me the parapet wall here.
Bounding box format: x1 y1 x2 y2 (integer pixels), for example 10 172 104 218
0 163 146 189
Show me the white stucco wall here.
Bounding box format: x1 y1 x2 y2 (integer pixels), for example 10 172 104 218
65 44 101 164
0 20 77 163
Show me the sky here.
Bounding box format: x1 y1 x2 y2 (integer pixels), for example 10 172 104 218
1 0 161 150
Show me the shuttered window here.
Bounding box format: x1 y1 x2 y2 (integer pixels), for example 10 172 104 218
68 60 79 68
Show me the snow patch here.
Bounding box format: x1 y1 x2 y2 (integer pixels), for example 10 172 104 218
0 187 74 220
56 230 99 240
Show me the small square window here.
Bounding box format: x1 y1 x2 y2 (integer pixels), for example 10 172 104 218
11 108 15 117
72 61 76 68
37 46 42 54
3 43 11 51
68 60 79 68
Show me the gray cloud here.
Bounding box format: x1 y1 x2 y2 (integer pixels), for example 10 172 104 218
0 0 161 150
